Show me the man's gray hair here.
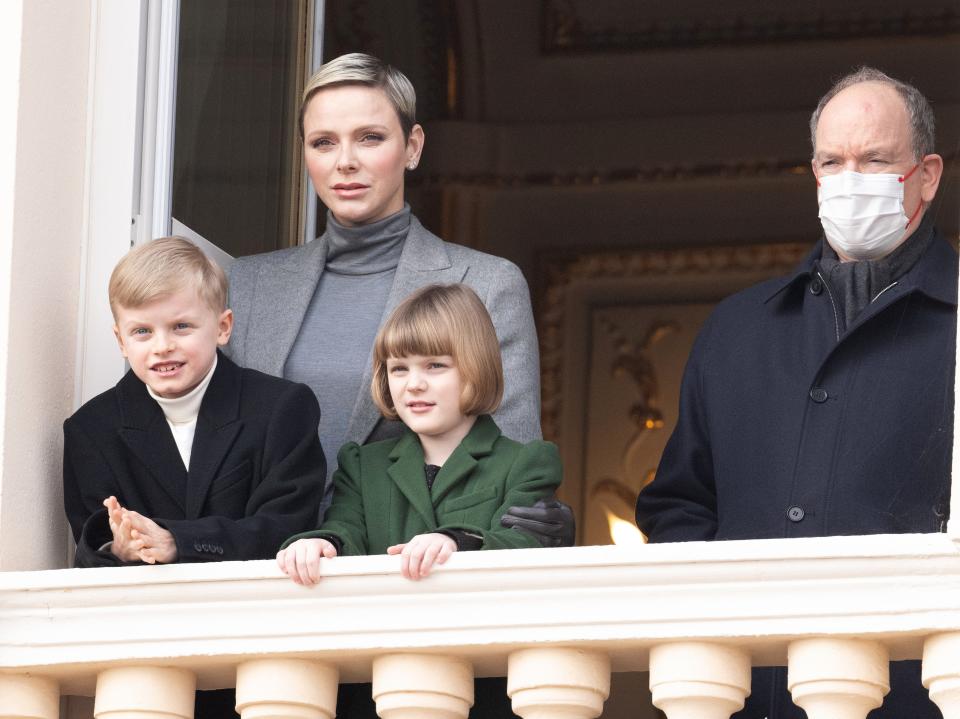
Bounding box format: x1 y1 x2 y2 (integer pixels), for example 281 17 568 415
299 53 417 140
809 66 935 160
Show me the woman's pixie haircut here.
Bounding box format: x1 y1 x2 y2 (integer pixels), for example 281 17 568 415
299 52 417 141
371 284 504 420
108 236 228 319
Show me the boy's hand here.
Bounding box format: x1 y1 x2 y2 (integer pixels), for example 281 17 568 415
124 511 178 564
103 496 141 562
387 533 457 581
276 538 337 586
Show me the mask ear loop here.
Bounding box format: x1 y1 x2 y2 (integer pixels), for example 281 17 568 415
899 162 923 228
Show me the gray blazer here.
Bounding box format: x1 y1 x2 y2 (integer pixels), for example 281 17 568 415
225 215 542 453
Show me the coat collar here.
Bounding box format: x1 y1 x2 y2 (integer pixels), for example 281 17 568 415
386 415 501 527
344 216 468 445
117 351 244 518
117 368 188 511
763 222 957 309
245 238 327 376
186 352 245 517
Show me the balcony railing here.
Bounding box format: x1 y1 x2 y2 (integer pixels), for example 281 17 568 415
3 534 960 719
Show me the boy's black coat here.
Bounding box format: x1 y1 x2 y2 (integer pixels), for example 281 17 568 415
63 351 326 567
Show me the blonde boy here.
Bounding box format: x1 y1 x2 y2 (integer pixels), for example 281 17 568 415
63 237 325 568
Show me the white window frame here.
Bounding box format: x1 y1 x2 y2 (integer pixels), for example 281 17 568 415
77 0 324 404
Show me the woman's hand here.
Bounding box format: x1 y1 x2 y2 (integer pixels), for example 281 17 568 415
276 538 338 585
387 533 457 580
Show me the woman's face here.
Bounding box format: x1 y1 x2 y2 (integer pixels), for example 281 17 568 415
303 84 424 227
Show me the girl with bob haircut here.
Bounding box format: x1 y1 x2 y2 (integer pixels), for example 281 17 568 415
278 282 562 585
370 282 504 421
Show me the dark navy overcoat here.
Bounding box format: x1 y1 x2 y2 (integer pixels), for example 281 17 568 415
637 221 957 719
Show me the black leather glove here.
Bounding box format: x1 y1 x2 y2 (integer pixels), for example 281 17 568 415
500 498 576 547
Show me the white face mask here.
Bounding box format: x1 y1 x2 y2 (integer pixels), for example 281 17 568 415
817 166 920 261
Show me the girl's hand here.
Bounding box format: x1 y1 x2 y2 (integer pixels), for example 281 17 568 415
276 538 338 585
387 533 457 580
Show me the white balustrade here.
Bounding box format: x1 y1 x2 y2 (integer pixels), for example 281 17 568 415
235 658 338 719
649 641 751 719
0 536 959 715
372 653 474 719
923 631 960 719
507 647 610 719
787 638 889 719
94 666 196 719
0 674 59 719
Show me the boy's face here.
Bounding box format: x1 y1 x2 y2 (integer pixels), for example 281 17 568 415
113 288 233 399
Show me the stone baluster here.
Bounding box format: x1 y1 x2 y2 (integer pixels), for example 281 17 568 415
649 641 751 719
94 666 196 719
0 674 59 719
507 647 610 719
372 654 473 719
788 638 889 719
923 631 960 718
235 658 338 719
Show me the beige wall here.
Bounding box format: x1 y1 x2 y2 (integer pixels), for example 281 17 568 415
0 0 91 571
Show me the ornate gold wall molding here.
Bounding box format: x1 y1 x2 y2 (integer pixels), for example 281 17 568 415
541 1 960 53
539 242 810 445
409 158 813 190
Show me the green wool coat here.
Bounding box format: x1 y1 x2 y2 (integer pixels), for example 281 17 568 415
287 415 562 554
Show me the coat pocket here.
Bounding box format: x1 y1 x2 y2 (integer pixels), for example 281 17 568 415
208 459 253 498
441 485 499 513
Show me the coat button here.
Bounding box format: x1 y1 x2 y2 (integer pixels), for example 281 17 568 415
787 506 805 522
809 387 828 403
810 277 823 295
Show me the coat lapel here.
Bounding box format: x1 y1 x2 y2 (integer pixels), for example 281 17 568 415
429 416 500 505
345 217 468 444
117 372 188 512
387 431 437 528
245 238 327 376
185 353 244 519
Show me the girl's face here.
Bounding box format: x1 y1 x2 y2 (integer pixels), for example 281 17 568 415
302 84 424 227
386 354 474 445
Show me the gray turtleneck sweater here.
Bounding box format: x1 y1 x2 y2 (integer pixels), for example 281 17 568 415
284 206 410 481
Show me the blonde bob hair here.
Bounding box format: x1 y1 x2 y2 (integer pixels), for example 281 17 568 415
109 236 228 319
299 52 417 140
371 284 504 420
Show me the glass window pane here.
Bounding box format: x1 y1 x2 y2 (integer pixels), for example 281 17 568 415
172 0 308 257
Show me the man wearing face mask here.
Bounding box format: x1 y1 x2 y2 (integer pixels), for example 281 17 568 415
637 67 952 718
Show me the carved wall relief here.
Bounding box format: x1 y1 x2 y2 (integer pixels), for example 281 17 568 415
539 243 809 545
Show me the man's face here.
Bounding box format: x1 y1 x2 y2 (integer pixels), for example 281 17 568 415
812 81 942 255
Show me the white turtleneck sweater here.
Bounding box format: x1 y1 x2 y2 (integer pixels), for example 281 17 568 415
147 356 218 470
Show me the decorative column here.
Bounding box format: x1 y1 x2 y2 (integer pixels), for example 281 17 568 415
235 658 338 719
94 666 196 719
0 674 59 719
788 638 889 719
649 641 751 719
372 654 473 719
507 647 610 719
923 631 960 718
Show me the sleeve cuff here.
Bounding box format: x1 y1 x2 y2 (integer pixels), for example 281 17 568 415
437 529 483 552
